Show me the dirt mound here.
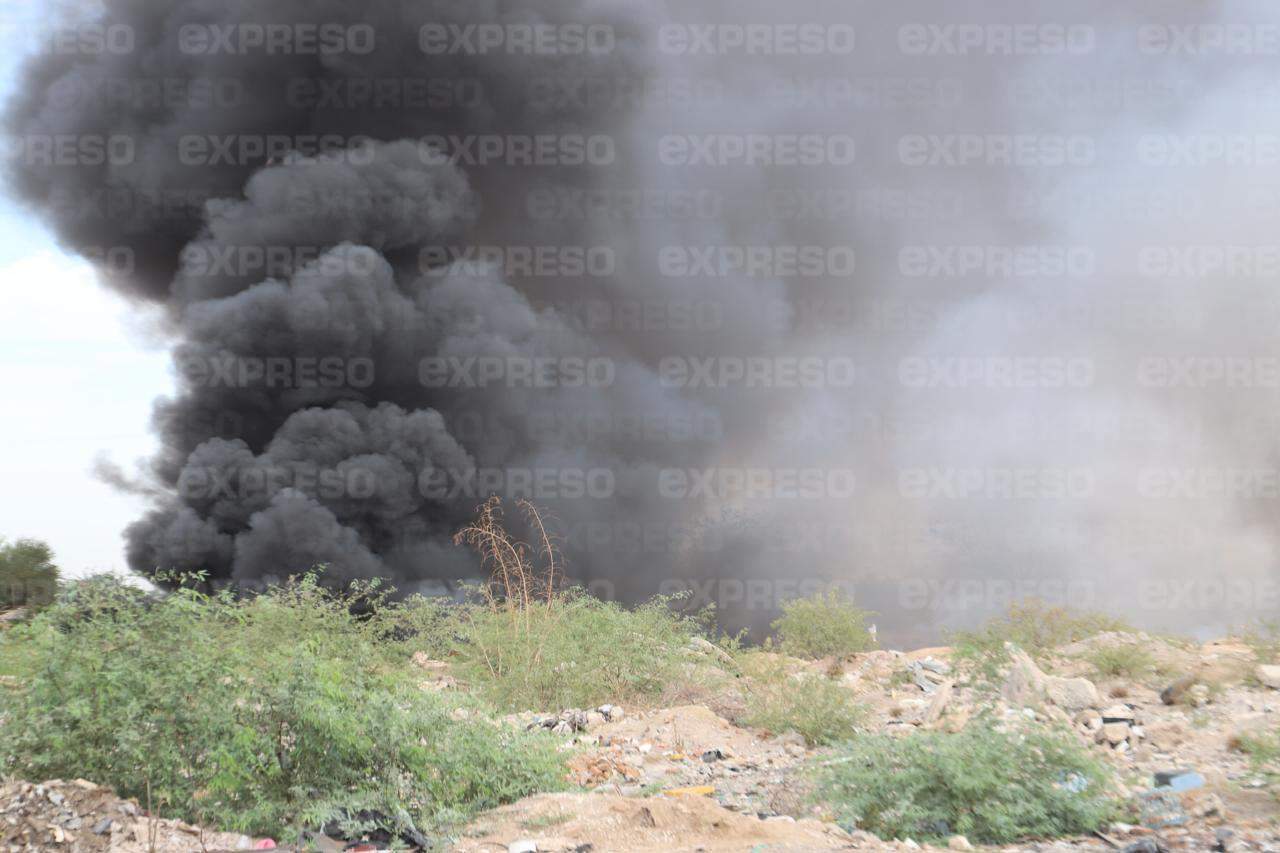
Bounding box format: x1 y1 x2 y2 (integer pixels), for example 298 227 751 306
1051 631 1257 686
451 791 854 852
0 779 261 852
592 704 761 756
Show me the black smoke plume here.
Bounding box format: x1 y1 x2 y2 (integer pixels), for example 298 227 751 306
8 1 1278 642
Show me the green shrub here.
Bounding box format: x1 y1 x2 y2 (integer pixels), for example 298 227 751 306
0 538 60 610
770 588 876 659
369 591 458 658
810 723 1117 844
1086 643 1156 680
1241 619 1280 664
1232 729 1280 784
949 599 1130 676
0 575 566 839
447 496 708 711
452 590 703 711
740 656 862 746
1234 730 1280 763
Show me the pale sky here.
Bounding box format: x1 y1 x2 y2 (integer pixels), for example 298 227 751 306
0 1 170 578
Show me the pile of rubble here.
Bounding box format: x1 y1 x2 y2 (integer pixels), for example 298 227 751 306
0 778 264 852
515 704 626 735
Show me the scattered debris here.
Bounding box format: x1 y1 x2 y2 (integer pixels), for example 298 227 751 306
661 785 714 797
9 627 1280 852
0 778 258 852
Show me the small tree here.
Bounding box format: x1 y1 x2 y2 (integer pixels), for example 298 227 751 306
0 538 60 610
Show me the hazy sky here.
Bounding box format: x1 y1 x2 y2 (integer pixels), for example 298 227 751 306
0 1 168 577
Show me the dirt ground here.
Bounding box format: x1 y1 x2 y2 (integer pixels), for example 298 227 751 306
8 630 1280 852
450 792 856 852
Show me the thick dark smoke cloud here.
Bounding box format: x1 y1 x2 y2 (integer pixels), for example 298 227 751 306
8 0 1280 641
7 0 713 606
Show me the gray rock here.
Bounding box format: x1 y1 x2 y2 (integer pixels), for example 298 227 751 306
687 636 734 666
1044 676 1100 712
913 669 940 693
1161 674 1197 705
923 679 954 726
1001 645 1048 706
1102 703 1136 722
1098 722 1130 745
918 657 951 676
1256 664 1280 690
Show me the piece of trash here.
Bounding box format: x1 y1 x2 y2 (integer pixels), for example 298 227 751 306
253 840 277 850
1153 770 1204 792
662 785 715 797
701 749 725 763
1061 773 1090 793
1136 788 1186 829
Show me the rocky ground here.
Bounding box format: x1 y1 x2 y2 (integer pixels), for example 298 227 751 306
6 631 1280 852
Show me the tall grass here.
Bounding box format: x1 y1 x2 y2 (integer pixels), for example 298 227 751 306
739 654 862 745
448 497 707 710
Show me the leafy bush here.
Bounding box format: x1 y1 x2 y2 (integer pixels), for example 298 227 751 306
0 575 566 839
369 591 458 658
810 723 1117 844
1086 643 1156 680
0 538 60 610
739 655 862 745
769 588 876 659
446 497 707 711
453 591 704 712
949 599 1130 675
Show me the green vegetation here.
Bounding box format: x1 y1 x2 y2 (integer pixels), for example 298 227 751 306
0 574 566 840
452 590 704 711
949 599 1130 677
809 722 1117 844
1242 619 1280 664
444 497 707 711
739 655 862 746
0 537 60 611
0 509 1140 848
1231 729 1280 783
1085 643 1156 680
769 587 876 659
